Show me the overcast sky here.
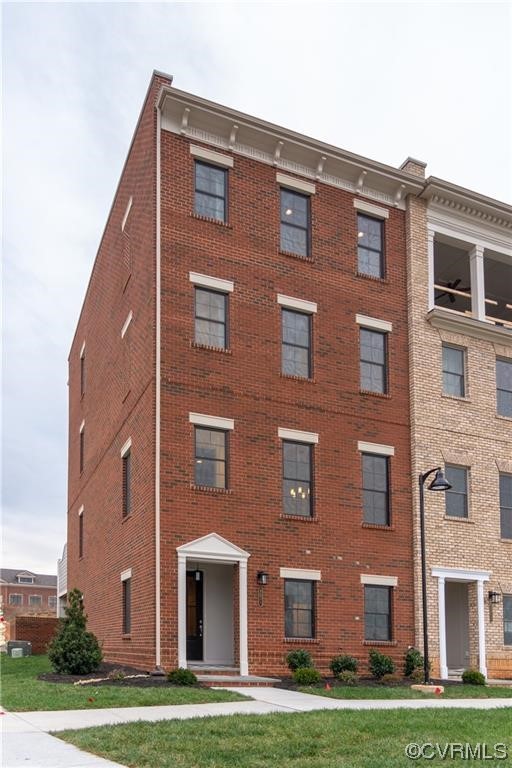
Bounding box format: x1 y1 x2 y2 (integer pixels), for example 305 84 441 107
2 2 511 575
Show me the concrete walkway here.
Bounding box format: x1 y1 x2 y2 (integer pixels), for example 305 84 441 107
2 687 512 768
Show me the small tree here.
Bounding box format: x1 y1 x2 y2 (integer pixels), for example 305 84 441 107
48 589 102 674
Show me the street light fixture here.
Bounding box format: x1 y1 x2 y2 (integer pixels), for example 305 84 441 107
419 467 451 684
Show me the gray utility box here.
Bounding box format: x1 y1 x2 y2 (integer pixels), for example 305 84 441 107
7 640 32 657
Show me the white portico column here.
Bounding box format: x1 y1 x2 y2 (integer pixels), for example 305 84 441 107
427 229 435 311
239 559 249 676
476 579 488 677
469 245 485 321
437 576 448 679
177 553 187 669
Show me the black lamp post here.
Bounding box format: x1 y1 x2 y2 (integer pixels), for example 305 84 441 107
419 467 451 684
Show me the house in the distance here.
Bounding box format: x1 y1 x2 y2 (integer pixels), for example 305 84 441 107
0 569 57 619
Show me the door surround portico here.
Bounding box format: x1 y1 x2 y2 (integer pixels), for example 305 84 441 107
176 533 250 675
432 567 491 679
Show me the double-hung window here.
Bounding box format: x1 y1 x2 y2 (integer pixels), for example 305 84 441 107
79 422 85 474
360 329 387 394
282 441 312 517
122 450 132 518
280 189 310 257
504 596 512 645
442 344 466 397
500 473 512 539
195 289 227 349
282 309 311 378
357 214 384 278
122 575 131 635
194 161 227 222
445 465 469 518
362 454 389 526
29 595 42 607
364 585 392 641
194 427 228 489
497 358 512 417
78 507 84 558
284 579 315 638
9 594 22 605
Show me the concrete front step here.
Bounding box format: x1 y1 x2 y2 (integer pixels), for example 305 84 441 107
189 665 240 676
197 674 281 687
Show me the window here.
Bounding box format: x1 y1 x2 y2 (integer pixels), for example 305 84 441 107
360 329 387 394
17 575 34 584
194 427 227 489
29 595 42 607
195 288 227 349
362 454 389 525
442 344 465 397
357 214 383 278
445 465 468 518
80 348 85 397
79 425 85 474
9 594 22 605
364 585 392 641
79 509 84 557
282 441 312 517
48 596 57 609
122 578 131 634
504 595 512 645
194 161 227 222
282 309 311 378
280 189 310 257
122 450 132 518
497 358 512 417
500 473 512 539
284 579 315 638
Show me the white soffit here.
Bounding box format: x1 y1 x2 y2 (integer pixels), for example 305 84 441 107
190 144 233 168
280 567 321 581
189 272 234 293
189 413 234 430
357 441 395 457
277 172 316 196
120 437 132 457
355 314 393 333
354 199 390 219
278 428 319 444
277 294 317 314
360 574 398 587
121 311 133 338
121 568 132 582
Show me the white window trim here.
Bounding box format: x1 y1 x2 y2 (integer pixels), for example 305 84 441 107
79 420 85 434
361 574 398 587
277 172 316 196
9 594 22 604
79 342 86 359
29 595 43 604
356 314 393 333
78 505 84 517
121 196 133 232
190 144 233 168
121 311 133 338
121 568 132 582
120 438 132 457
277 294 317 314
280 567 321 581
354 198 389 219
189 272 234 293
357 441 395 457
189 413 234 431
278 427 318 444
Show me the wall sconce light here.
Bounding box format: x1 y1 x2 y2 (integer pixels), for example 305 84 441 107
257 571 269 586
488 590 501 605
194 569 202 582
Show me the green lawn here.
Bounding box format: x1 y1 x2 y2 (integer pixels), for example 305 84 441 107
59 708 512 768
0 655 247 711
299 683 512 700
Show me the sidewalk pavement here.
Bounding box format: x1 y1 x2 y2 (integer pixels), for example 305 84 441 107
3 687 512 768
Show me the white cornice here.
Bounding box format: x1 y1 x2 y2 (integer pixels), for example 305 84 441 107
159 87 423 211
427 308 512 346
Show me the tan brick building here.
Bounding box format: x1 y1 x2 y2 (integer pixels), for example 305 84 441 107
406 176 512 680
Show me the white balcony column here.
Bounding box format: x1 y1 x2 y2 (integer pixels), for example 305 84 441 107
238 560 249 676
476 579 488 678
427 229 435 310
469 245 485 320
437 576 448 679
177 553 187 668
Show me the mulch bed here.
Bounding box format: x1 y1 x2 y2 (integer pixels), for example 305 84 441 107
38 662 172 687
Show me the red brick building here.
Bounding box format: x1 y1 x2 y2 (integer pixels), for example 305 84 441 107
68 72 425 676
0 569 57 620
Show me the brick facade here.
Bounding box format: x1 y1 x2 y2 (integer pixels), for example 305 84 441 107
11 616 59 654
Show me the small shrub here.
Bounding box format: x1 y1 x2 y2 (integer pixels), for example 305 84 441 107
377 672 402 686
286 649 313 671
167 667 198 686
409 667 425 684
330 654 358 676
337 670 358 686
107 669 126 681
368 649 395 679
47 588 102 675
462 669 486 686
293 667 321 685
404 647 424 677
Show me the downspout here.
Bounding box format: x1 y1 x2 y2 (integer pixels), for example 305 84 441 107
153 97 162 673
